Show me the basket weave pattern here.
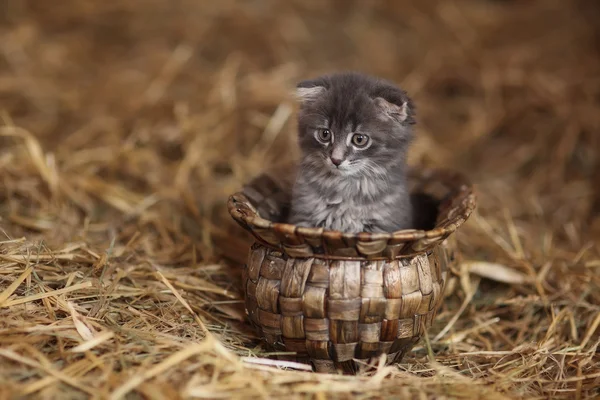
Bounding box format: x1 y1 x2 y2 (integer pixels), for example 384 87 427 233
242 243 449 372
228 168 475 373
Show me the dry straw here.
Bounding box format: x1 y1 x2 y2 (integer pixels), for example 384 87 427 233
1 0 599 399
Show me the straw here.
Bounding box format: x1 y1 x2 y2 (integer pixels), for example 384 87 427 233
0 0 599 398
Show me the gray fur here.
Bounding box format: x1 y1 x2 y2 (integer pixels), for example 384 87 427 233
288 72 416 233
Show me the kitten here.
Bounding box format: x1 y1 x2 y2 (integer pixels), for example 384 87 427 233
288 72 416 233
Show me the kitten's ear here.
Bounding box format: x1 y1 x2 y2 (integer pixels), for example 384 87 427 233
294 80 327 103
373 97 409 124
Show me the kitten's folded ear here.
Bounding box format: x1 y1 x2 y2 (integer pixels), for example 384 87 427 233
373 97 411 124
294 79 327 103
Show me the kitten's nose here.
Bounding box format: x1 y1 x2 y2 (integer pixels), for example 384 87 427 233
330 157 343 166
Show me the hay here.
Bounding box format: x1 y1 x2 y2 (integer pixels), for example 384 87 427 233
0 0 599 398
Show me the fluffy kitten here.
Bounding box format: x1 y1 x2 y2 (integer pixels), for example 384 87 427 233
288 72 416 233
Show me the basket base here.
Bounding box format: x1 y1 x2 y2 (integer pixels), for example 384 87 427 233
261 336 422 374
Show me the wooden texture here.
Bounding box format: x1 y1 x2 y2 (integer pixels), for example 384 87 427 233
231 167 475 374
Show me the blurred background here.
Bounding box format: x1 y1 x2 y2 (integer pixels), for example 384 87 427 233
1 0 599 234
1 0 599 312
1 1 599 238
1 0 599 397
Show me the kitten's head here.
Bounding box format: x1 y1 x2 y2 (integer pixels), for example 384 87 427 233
294 72 415 177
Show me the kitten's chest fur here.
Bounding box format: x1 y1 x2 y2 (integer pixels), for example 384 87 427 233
289 171 412 233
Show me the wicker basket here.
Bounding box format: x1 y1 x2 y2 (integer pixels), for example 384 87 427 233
227 167 475 373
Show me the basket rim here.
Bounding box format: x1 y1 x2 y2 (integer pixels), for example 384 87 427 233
227 166 476 245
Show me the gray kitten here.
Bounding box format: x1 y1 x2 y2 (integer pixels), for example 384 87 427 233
288 72 416 233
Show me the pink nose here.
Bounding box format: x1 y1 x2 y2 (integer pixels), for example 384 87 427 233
330 157 342 166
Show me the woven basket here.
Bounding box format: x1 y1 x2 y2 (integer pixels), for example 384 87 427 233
227 167 475 373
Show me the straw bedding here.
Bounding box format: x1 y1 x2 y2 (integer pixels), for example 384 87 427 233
0 0 599 398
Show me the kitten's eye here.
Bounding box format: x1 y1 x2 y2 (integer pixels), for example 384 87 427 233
316 128 331 142
351 133 369 147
